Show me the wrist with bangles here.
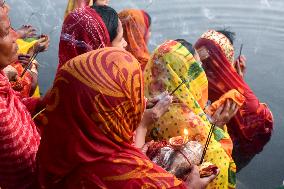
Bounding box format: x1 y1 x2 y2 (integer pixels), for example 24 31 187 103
206 115 225 129
29 60 39 75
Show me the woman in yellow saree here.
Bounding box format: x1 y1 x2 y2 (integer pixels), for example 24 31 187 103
144 40 236 189
64 0 109 18
64 0 92 18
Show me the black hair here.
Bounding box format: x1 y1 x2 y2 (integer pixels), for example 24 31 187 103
144 11 151 26
217 29 236 45
175 39 195 55
91 5 119 42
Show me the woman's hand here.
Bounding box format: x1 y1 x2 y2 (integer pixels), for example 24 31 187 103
146 91 169 109
141 140 154 155
143 92 173 126
3 65 18 81
18 54 31 65
16 25 37 39
37 34 50 52
234 55 247 78
134 93 172 148
211 99 239 129
28 35 50 55
185 165 219 189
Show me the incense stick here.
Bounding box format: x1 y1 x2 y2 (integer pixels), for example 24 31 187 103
238 44 243 61
32 108 46 120
170 79 187 95
20 50 39 78
199 123 216 165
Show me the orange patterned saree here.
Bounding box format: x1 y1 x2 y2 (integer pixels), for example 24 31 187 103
119 9 151 71
38 48 186 189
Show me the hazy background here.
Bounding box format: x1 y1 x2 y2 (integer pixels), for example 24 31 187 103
8 0 284 188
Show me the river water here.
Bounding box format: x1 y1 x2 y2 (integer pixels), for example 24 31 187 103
8 0 284 188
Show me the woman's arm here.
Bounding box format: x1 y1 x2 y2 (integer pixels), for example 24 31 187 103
209 99 239 130
135 93 173 148
28 60 39 96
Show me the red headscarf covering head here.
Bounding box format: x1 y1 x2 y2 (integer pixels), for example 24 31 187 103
38 47 184 188
58 6 110 69
195 30 273 169
119 9 151 71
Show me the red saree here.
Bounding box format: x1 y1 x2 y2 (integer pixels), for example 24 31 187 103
0 71 40 189
38 48 185 189
58 6 110 70
195 30 273 169
119 9 150 71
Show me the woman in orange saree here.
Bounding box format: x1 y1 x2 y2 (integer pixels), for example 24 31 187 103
195 30 274 170
119 9 151 70
0 12 41 189
38 47 215 188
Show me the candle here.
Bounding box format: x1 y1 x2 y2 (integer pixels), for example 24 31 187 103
169 136 185 150
183 128 189 143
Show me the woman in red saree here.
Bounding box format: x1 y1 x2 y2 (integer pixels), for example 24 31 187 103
195 30 274 170
37 47 215 189
58 5 127 70
119 9 151 70
58 6 110 69
0 70 41 189
0 12 41 189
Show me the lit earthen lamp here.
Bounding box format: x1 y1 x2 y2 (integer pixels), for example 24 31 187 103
169 128 189 150
169 128 218 178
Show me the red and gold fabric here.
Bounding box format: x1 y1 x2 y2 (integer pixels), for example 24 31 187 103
119 9 150 71
38 47 186 189
144 40 236 188
195 30 274 169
